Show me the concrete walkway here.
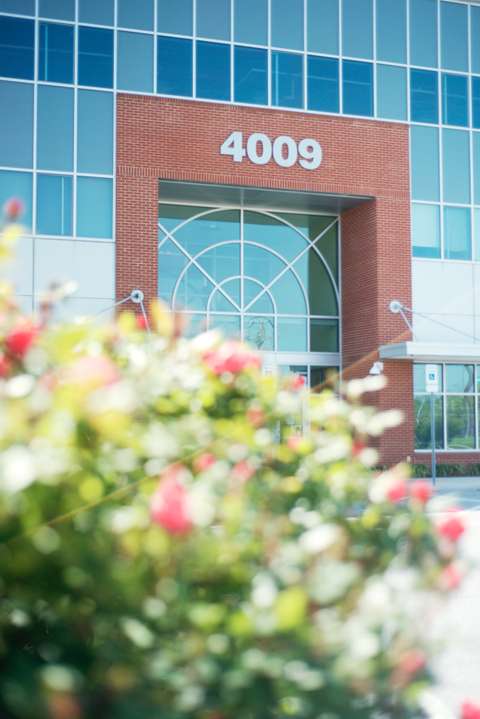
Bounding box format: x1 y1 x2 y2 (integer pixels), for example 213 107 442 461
414 476 480 510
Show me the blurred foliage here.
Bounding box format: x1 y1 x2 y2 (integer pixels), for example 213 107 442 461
0 209 464 719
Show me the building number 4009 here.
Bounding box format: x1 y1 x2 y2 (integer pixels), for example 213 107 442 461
220 131 323 171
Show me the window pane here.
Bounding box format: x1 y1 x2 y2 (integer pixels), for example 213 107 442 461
446 364 474 393
376 64 406 120
0 170 32 229
36 174 72 236
271 0 304 51
444 206 471 261
37 86 73 171
234 0 267 45
414 395 444 449
307 56 339 113
79 0 113 25
196 41 230 101
0 81 33 168
278 318 308 351
441 1 468 72
411 126 439 201
474 133 480 205
197 0 230 40
410 0 437 68
376 0 406 64
443 129 470 205
118 32 153 92
413 363 443 393
0 16 34 80
157 36 192 96
244 316 274 350
157 0 192 34
475 209 480 260
412 203 440 258
447 396 475 449
342 60 373 117
234 46 267 105
310 319 338 352
410 69 438 124
77 90 113 174
473 78 480 130
118 0 153 30
0 0 34 13
39 0 74 20
272 51 303 108
77 177 112 239
308 0 338 55
342 0 373 59
78 27 113 89
472 7 480 75
442 74 468 127
39 22 74 84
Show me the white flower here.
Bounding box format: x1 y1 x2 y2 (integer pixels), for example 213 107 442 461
0 446 36 493
5 374 35 398
300 524 340 554
346 374 387 399
251 573 278 608
365 410 404 437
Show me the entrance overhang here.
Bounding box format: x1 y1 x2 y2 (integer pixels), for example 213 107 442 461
379 341 480 363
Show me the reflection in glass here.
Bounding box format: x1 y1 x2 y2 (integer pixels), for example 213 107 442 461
342 60 373 117
196 41 230 101
157 0 192 34
444 206 471 261
310 319 338 352
196 243 241 285
77 90 113 174
278 318 307 352
244 316 274 350
0 82 33 168
234 47 268 105
197 0 230 40
175 265 215 311
293 249 337 316
0 170 32 229
76 177 112 238
118 0 153 30
37 174 72 236
447 396 475 449
414 395 444 450
409 0 437 68
39 22 74 83
159 205 209 232
377 65 407 121
442 129 470 205
234 0 267 45
307 56 339 114
158 239 189 303
0 17 34 80
157 36 192 97
271 51 303 109
442 74 468 127
78 27 113 88
413 363 443 393
175 210 240 255
342 0 373 59
441 1 468 72
271 0 304 51
311 366 339 392
472 7 480 75
376 0 406 64
410 69 438 124
210 314 241 339
307 0 338 55
410 126 439 201
473 78 480 130
269 271 307 315
446 364 474 394
79 0 113 25
412 203 440 259
37 86 74 171
40 0 74 21
117 32 153 92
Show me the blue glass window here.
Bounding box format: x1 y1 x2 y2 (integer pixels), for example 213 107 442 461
473 78 480 130
443 129 470 205
0 170 32 229
0 0 34 13
444 206 471 261
307 56 339 113
39 0 74 20
37 86 73 171
157 0 192 35
118 31 153 93
271 51 303 109
377 65 407 120
342 0 373 59
410 70 438 124
410 126 439 201
196 41 230 101
77 177 112 239
376 0 406 64
78 27 113 89
118 0 154 31
234 46 267 105
157 36 192 97
412 204 440 259
0 17 34 80
271 0 304 51
472 7 480 75
37 174 72 236
79 0 113 25
0 82 33 168
234 0 267 45
475 210 480 260
442 74 468 127
77 90 113 174
307 0 338 55
197 0 230 40
39 22 74 84
473 133 480 205
342 60 373 117
441 1 468 72
410 0 437 68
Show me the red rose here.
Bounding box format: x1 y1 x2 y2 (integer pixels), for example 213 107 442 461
5 320 38 359
386 479 407 503
289 374 306 391
351 439 366 457
438 513 465 543
136 314 148 330
0 353 11 378
150 467 193 535
203 341 261 375
440 563 463 591
193 452 216 473
3 197 23 221
410 480 433 504
462 702 480 719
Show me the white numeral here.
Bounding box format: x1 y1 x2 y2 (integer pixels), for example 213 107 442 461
247 133 272 165
220 131 246 162
273 135 298 168
298 138 322 170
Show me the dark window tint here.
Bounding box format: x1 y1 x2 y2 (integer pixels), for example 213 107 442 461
0 16 34 80
234 46 267 105
473 78 480 130
307 56 339 113
157 36 192 97
342 60 373 117
410 69 438 124
196 41 230 101
78 27 113 88
39 22 74 84
271 51 303 108
442 74 468 127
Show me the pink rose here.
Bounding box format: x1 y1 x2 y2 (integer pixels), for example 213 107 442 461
3 197 23 221
462 702 480 719
232 460 255 484
386 479 407 503
410 480 433 505
438 513 465 543
5 320 38 359
193 452 216 473
150 467 193 535
397 649 426 676
65 355 120 389
203 341 261 375
440 563 463 591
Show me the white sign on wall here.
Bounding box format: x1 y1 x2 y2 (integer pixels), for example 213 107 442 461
220 131 323 170
425 364 439 393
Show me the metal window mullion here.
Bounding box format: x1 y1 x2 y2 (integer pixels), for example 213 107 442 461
267 0 272 106
303 0 307 109
32 7 39 305
240 207 244 340
406 0 411 121
338 0 343 113
192 0 197 97
372 0 377 118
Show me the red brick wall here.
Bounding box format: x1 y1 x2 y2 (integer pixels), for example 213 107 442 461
116 95 413 463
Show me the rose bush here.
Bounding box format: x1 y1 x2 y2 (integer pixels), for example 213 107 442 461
0 205 467 718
